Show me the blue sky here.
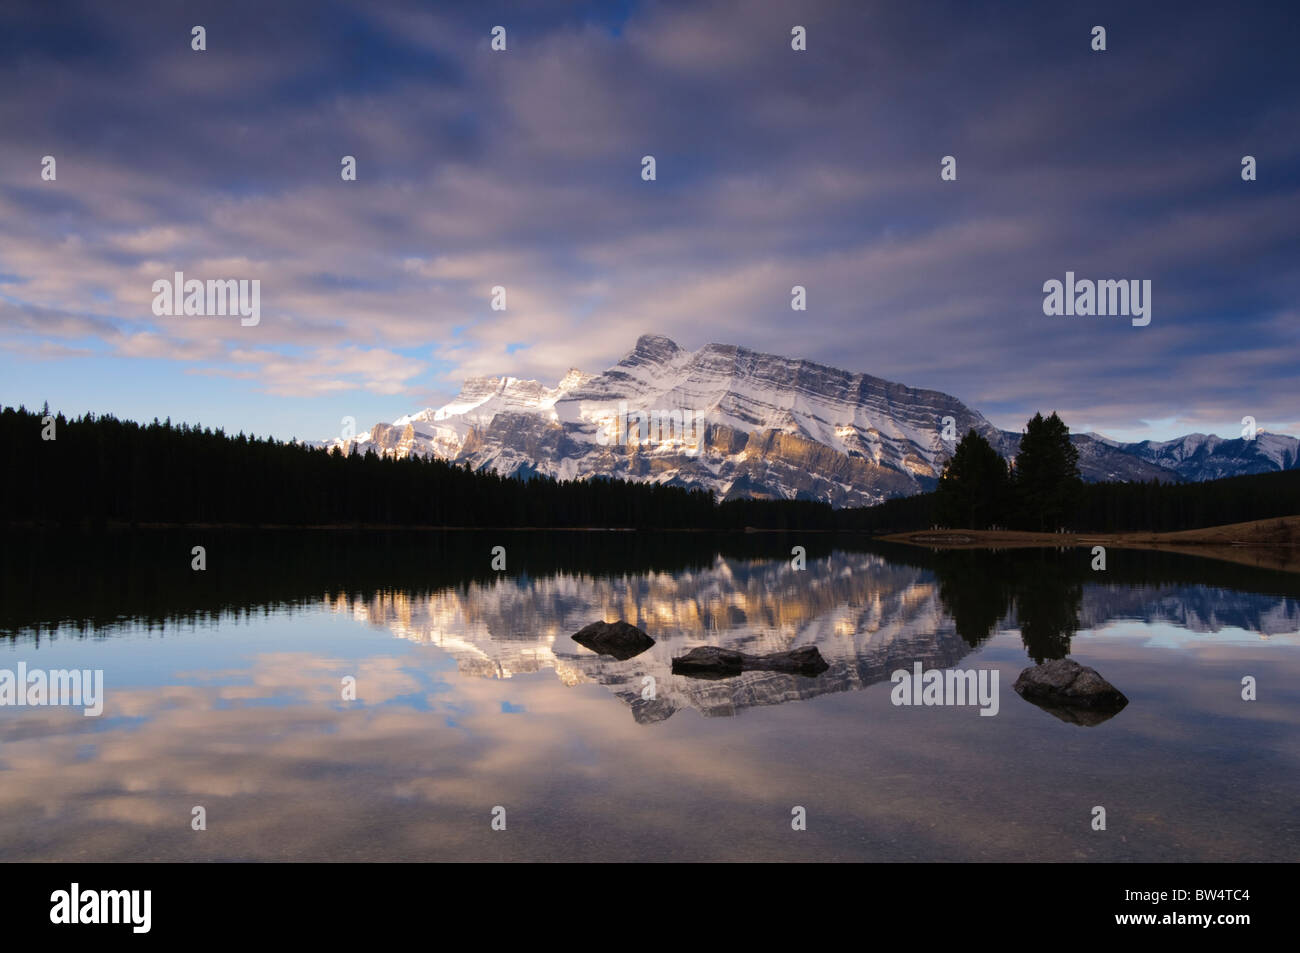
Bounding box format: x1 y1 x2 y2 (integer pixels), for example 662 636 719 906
1 0 1297 443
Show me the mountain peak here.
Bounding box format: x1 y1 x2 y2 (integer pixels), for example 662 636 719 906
630 333 683 359
557 367 593 390
335 336 1300 503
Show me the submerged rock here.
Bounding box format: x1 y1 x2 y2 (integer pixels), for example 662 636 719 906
571 620 655 660
1014 658 1128 724
671 645 830 680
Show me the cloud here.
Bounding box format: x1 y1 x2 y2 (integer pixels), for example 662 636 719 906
0 0 1296 440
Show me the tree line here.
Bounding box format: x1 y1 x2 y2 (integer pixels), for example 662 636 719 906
1 405 720 529
2 404 1294 532
849 411 1300 533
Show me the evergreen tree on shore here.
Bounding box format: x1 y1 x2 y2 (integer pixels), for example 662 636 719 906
1013 412 1081 531
935 429 1011 529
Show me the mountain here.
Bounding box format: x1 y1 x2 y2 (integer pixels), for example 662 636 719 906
337 334 1001 507
1000 430 1176 483
333 334 1299 507
1110 432 1300 481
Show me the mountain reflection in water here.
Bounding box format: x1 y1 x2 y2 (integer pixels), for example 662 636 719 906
1 531 1297 862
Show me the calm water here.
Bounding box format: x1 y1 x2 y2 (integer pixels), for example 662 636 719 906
1 531 1297 862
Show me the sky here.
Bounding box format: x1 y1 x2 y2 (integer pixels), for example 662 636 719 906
1 0 1297 445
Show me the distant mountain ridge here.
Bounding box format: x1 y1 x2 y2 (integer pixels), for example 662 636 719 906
1099 432 1299 481
330 334 1299 507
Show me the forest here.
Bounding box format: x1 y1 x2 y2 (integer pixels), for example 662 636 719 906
2 404 1296 533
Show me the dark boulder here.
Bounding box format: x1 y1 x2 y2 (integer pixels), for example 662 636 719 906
1013 658 1128 724
571 620 655 660
671 645 829 679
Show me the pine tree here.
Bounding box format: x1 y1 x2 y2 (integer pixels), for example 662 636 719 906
1013 412 1082 531
935 429 1011 529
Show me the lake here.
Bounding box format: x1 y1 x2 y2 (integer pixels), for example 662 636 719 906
1 530 1297 861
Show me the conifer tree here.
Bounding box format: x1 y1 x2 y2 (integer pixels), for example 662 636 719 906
935 429 1011 529
1013 412 1082 531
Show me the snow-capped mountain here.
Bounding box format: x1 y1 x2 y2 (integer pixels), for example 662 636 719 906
358 369 597 462
1111 432 1299 482
335 334 1003 506
997 430 1175 483
331 334 1298 506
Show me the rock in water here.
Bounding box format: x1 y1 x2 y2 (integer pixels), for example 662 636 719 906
571 620 655 660
1013 658 1128 721
671 645 829 679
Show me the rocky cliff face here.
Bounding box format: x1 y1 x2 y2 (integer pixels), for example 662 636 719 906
333 334 1298 505
339 334 1002 506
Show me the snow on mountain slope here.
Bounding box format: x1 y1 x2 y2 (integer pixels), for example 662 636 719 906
331 334 1298 506
999 430 1175 483
1119 432 1300 481
336 334 1002 506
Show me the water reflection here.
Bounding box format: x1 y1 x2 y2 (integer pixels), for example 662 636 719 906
5 533 1298 722
295 539 1300 722
332 551 973 722
929 549 1084 662
1 531 1297 861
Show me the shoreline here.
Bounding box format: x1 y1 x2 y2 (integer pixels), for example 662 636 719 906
883 516 1300 572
